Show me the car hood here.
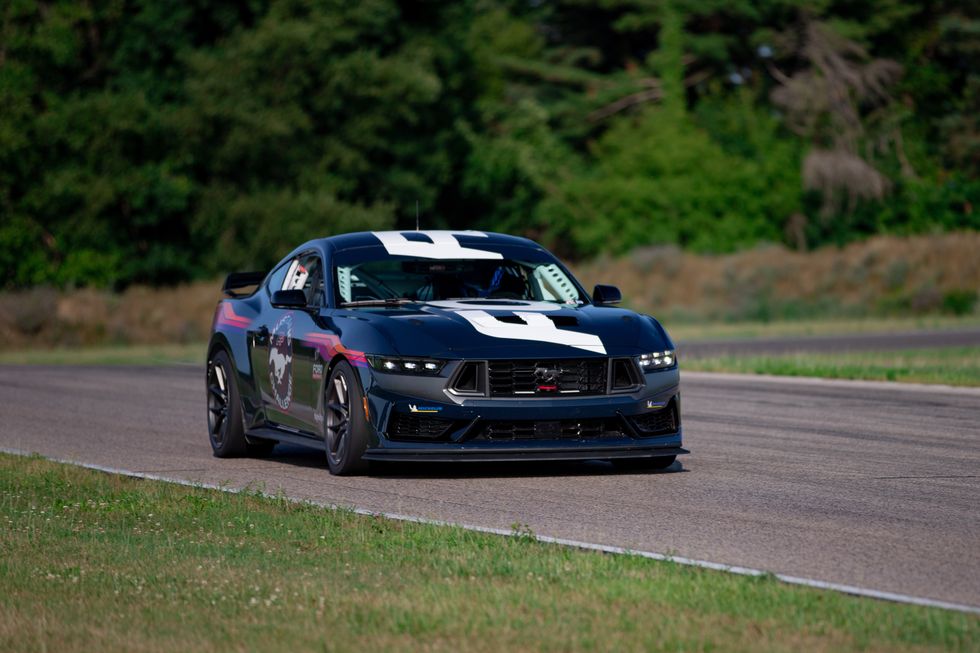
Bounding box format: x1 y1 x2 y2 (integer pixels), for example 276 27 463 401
331 300 673 359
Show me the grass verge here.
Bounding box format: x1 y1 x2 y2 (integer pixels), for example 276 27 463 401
1 454 977 652
667 315 980 343
0 343 205 366
683 346 980 386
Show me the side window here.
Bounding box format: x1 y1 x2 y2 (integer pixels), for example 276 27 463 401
265 262 290 296
282 254 324 307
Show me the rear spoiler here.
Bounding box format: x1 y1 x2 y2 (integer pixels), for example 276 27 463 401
222 271 265 297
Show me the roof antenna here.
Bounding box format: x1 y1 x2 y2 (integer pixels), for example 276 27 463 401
415 200 420 231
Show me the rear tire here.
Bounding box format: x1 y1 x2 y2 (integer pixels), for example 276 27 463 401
207 349 275 457
614 455 676 471
323 360 370 475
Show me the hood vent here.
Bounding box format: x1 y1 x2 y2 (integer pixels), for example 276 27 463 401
476 314 579 328
547 315 578 327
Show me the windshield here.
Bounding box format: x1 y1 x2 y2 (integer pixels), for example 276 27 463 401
335 258 585 305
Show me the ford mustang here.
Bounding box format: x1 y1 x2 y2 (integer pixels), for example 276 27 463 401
206 230 686 474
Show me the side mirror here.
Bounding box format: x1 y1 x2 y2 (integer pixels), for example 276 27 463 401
592 284 622 306
271 289 308 309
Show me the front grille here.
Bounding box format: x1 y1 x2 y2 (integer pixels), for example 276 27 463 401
473 417 624 441
629 400 679 436
387 412 456 441
487 359 608 396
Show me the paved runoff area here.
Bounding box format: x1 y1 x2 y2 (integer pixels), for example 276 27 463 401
0 365 977 610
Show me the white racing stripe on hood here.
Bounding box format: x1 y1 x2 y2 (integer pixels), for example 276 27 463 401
457 310 606 354
373 231 504 259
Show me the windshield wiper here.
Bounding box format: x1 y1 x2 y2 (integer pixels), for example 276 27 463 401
340 298 415 307
442 297 542 303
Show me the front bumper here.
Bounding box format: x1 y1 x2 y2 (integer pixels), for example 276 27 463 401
362 445 687 462
360 364 685 462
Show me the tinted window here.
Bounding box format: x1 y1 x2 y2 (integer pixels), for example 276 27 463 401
266 262 290 295
335 258 583 305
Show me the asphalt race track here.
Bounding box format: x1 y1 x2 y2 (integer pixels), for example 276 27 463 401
1 365 978 609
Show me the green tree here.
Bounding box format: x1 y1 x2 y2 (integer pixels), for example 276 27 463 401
1 0 978 288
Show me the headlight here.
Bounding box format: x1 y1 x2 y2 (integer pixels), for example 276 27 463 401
637 350 676 371
366 355 445 375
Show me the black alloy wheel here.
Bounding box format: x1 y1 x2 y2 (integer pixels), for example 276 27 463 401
324 360 369 475
207 355 234 451
207 349 274 457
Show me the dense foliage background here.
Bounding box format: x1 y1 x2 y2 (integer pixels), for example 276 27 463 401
1 0 978 288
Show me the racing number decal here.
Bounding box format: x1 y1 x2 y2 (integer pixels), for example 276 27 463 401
372 231 504 260
456 310 606 354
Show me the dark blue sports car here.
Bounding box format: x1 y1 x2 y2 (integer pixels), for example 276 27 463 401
207 230 686 474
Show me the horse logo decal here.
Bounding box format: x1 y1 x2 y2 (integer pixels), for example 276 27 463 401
268 312 294 409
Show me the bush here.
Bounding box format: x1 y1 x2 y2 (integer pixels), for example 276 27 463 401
943 289 978 316
0 287 57 336
535 96 802 258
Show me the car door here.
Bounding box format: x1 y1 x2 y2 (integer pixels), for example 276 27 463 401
251 253 325 435
281 252 329 433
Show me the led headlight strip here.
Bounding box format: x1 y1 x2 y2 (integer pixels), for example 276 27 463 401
366 355 445 375
637 350 676 371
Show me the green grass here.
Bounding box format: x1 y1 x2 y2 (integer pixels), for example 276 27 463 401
0 454 976 652
667 314 980 343
0 343 205 366
683 346 980 386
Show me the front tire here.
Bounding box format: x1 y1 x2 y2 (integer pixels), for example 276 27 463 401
324 360 370 475
207 349 275 458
